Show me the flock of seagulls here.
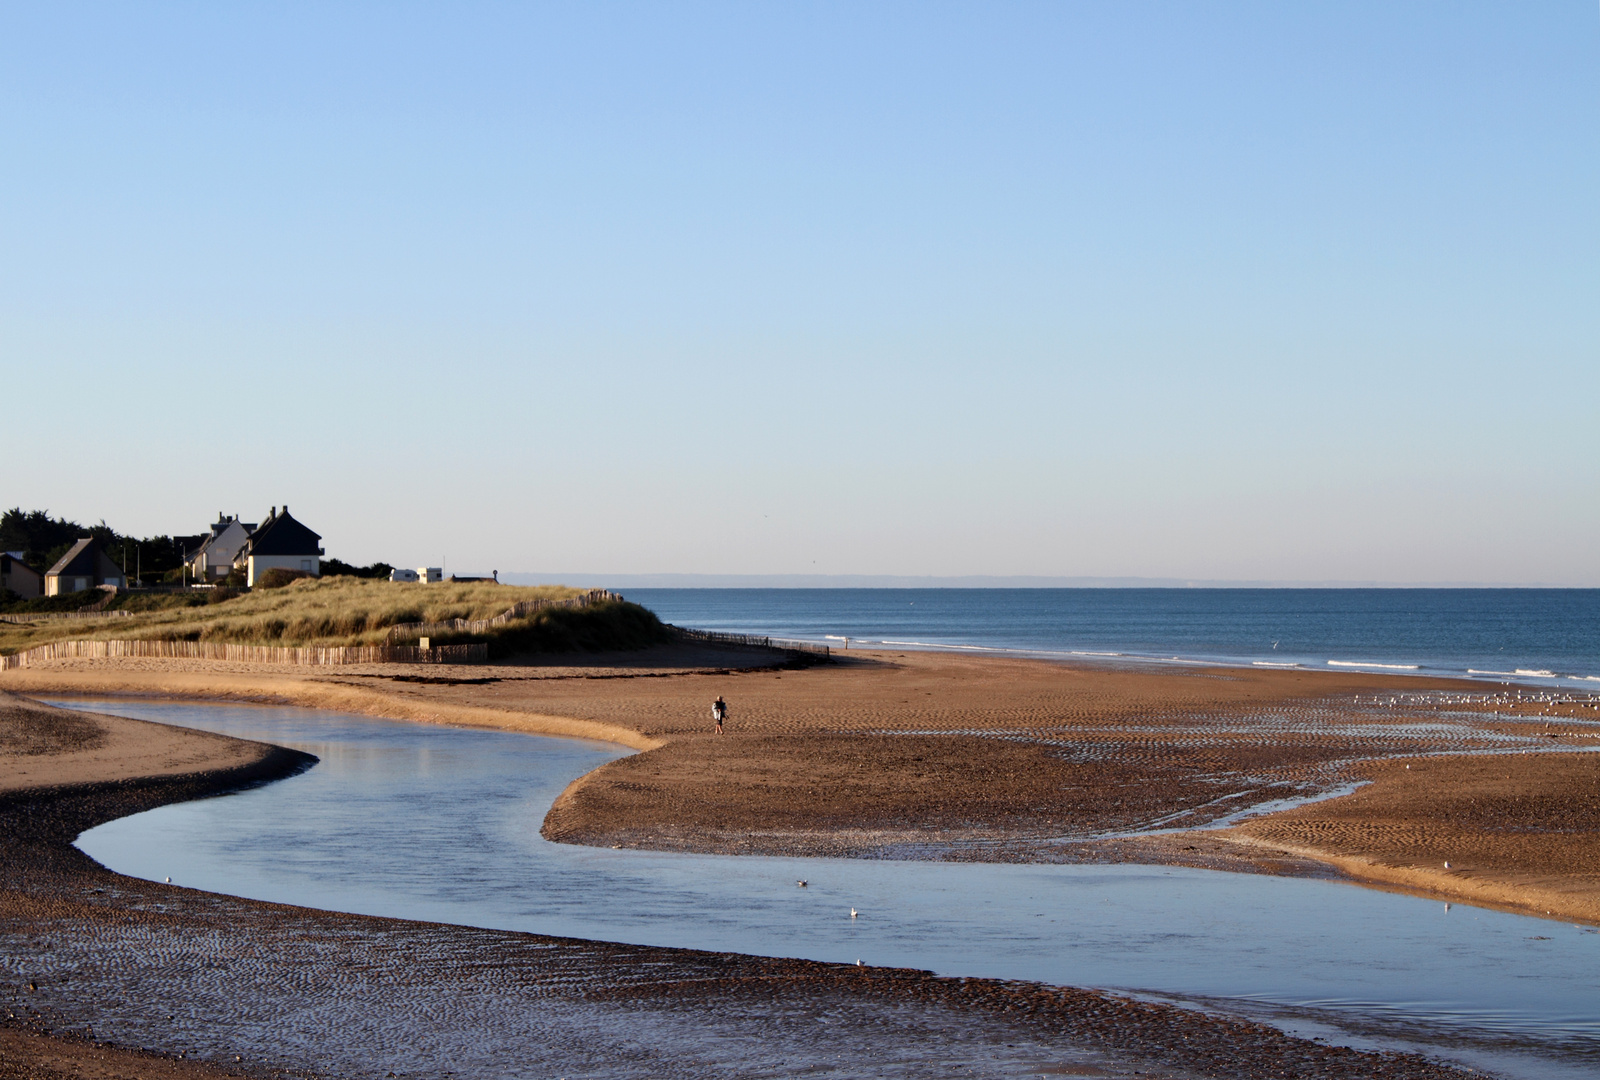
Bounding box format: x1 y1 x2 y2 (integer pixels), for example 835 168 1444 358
1355 688 1600 718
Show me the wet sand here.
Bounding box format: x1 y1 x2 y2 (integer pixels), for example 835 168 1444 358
1232 750 1600 921
5 645 1599 924
0 692 1483 1080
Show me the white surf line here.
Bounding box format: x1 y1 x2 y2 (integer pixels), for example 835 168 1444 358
844 638 1598 689
1327 660 1421 671
868 641 1277 670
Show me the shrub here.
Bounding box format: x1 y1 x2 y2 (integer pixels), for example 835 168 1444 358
431 600 673 658
114 592 209 613
320 558 396 579
256 568 313 590
0 590 114 614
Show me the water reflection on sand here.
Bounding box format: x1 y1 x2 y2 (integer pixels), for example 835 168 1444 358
66 699 1600 1080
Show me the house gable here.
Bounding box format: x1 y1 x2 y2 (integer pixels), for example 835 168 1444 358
48 538 101 577
243 507 322 558
43 538 124 594
1 552 44 598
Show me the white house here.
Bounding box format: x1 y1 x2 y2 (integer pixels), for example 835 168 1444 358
234 506 324 587
186 513 257 581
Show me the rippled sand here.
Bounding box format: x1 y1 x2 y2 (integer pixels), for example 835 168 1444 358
6 645 1599 923
1 693 1491 1079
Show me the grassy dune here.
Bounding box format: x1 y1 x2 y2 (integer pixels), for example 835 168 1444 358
0 577 667 655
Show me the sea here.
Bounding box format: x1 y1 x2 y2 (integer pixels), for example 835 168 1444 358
625 588 1600 689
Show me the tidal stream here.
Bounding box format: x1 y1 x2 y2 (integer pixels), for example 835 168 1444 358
63 699 1600 1080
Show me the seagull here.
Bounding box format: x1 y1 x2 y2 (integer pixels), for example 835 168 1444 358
797 880 808 888
850 908 858 919
856 959 865 967
164 877 171 883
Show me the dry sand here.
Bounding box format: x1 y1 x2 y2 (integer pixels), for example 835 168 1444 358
4 644 1598 925
0 690 1483 1080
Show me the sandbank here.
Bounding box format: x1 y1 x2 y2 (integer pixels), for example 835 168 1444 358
0 691 1481 1080
4 644 1598 927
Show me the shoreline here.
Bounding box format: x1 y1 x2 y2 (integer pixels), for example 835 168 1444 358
0 691 1487 1080
801 640 1600 692
5 646 1599 926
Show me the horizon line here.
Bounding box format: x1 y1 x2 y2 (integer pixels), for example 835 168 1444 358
495 572 1595 590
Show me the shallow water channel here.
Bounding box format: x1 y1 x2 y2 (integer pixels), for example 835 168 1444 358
65 699 1600 1080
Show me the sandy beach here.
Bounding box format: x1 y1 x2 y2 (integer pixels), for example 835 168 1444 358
3 647 1597 1077
1 688 1492 1080
6 644 1594 921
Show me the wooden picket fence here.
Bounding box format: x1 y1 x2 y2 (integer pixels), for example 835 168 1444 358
671 626 830 658
0 638 487 670
0 610 134 624
385 588 624 643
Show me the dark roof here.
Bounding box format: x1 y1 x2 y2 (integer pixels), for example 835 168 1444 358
244 507 323 558
1 552 40 576
46 538 120 579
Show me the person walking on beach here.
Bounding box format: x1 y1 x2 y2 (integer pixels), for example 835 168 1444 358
712 696 727 735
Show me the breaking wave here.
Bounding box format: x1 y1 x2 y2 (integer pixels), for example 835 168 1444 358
1327 660 1420 671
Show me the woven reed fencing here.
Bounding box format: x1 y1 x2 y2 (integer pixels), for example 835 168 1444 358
0 610 134 624
0 639 487 670
385 588 624 643
671 626 830 658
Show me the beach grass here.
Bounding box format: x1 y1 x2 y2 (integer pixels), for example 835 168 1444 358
0 577 659 654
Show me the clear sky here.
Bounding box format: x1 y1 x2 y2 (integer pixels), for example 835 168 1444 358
3 3 1597 585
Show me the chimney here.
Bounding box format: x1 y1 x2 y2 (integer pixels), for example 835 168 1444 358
270 506 276 517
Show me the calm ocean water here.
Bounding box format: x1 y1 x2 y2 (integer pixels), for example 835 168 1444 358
627 589 1600 688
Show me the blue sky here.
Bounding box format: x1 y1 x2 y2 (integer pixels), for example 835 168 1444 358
3 3 1596 584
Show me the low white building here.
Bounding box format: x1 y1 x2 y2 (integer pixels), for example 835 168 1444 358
389 568 419 582
418 567 443 583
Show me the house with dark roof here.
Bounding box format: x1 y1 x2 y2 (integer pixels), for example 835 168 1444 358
234 506 324 587
1 552 43 599
186 513 257 581
44 539 126 596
